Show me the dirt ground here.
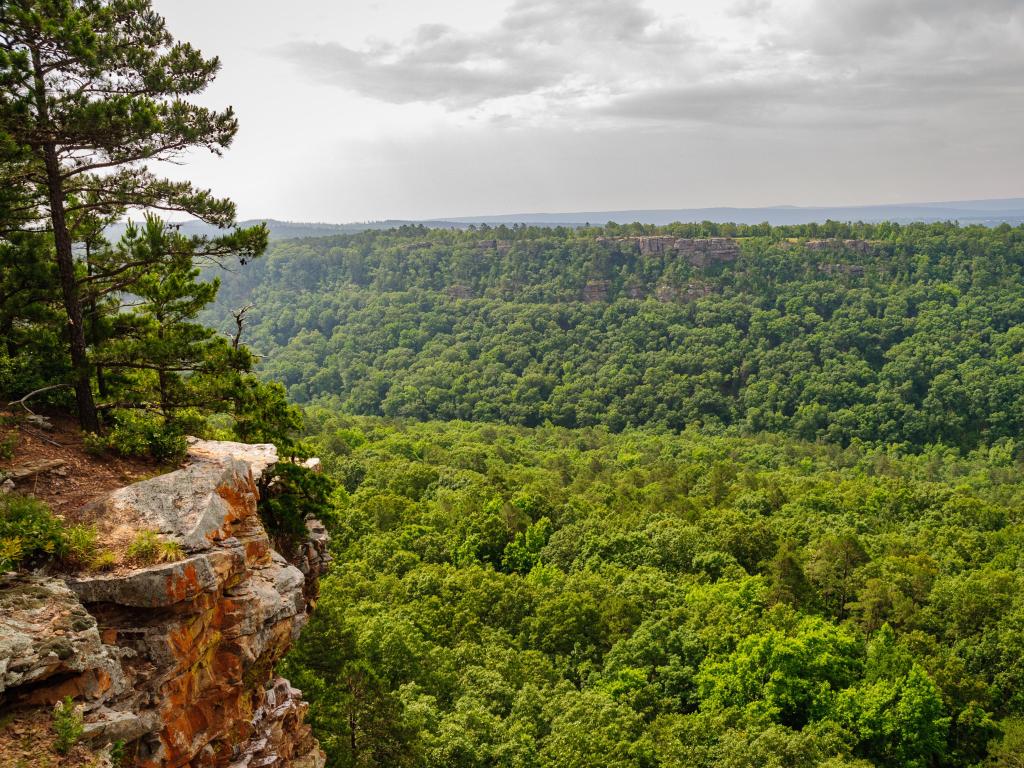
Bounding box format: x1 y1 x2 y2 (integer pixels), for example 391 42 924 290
0 408 162 521
0 706 105 768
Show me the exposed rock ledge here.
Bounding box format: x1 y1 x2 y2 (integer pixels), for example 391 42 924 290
0 439 329 767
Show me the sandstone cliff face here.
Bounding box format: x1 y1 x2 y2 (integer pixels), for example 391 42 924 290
0 439 328 767
805 238 876 254
595 236 741 266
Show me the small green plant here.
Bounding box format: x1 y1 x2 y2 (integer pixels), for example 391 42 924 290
159 539 184 562
108 738 127 767
52 696 83 755
126 530 183 565
0 431 15 460
61 524 98 570
90 550 119 571
0 536 24 572
125 530 159 564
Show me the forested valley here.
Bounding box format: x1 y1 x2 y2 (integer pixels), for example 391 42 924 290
208 222 1024 451
3 2 1024 766
207 222 1024 767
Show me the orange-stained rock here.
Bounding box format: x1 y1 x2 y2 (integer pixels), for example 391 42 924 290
1 441 328 768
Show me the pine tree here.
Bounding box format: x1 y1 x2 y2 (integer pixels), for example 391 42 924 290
0 0 265 430
95 216 228 422
93 216 300 453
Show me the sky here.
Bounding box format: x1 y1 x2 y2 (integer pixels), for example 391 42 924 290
151 0 1024 222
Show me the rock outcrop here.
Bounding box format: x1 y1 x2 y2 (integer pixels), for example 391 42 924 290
596 236 741 266
805 238 876 254
0 575 121 708
582 279 611 303
0 439 329 768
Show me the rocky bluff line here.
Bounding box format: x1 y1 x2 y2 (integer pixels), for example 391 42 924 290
445 237 877 302
0 439 330 767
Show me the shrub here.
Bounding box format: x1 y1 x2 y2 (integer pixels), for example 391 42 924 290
52 696 83 755
0 431 14 460
82 430 108 456
0 494 66 570
109 738 127 767
86 411 188 462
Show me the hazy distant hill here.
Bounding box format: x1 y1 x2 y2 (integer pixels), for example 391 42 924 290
444 197 1024 227
104 217 462 242
108 198 1024 242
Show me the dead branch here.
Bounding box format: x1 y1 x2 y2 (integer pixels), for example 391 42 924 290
231 303 254 350
8 384 73 417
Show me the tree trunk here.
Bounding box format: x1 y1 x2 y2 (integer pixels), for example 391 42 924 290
31 47 99 432
44 144 99 431
85 241 108 398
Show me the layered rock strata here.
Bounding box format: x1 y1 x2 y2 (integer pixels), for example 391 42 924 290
0 439 328 767
595 236 741 266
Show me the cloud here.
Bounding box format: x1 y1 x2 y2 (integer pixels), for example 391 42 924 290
277 0 693 110
276 0 1024 131
779 0 1024 50
279 37 556 107
728 0 773 19
599 79 824 125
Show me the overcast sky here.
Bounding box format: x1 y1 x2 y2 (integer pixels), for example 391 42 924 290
151 0 1024 222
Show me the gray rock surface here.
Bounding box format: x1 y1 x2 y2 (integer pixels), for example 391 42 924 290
0 574 124 707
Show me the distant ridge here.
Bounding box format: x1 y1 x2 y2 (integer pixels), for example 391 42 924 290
104 218 463 242
441 197 1024 227
108 198 1024 241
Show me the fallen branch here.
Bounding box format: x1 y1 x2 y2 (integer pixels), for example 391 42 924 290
8 384 73 417
21 424 64 448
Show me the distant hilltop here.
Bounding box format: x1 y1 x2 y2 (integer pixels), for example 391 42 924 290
108 197 1024 240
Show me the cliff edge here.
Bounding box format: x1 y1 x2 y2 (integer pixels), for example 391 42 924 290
0 438 329 767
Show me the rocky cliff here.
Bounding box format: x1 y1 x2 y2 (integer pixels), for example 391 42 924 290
594 236 741 266
0 439 329 767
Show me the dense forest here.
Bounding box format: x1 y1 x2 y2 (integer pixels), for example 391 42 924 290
284 413 1024 767
206 222 1024 451
4 3 1024 768
208 222 1024 766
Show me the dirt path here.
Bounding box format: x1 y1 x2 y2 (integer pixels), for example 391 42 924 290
0 409 164 520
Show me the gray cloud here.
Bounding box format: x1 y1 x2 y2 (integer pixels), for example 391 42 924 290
277 0 692 108
279 38 555 107
599 79 825 125
781 0 1024 50
277 0 1024 132
728 0 773 19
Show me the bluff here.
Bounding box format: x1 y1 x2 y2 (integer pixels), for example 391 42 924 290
0 439 329 767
